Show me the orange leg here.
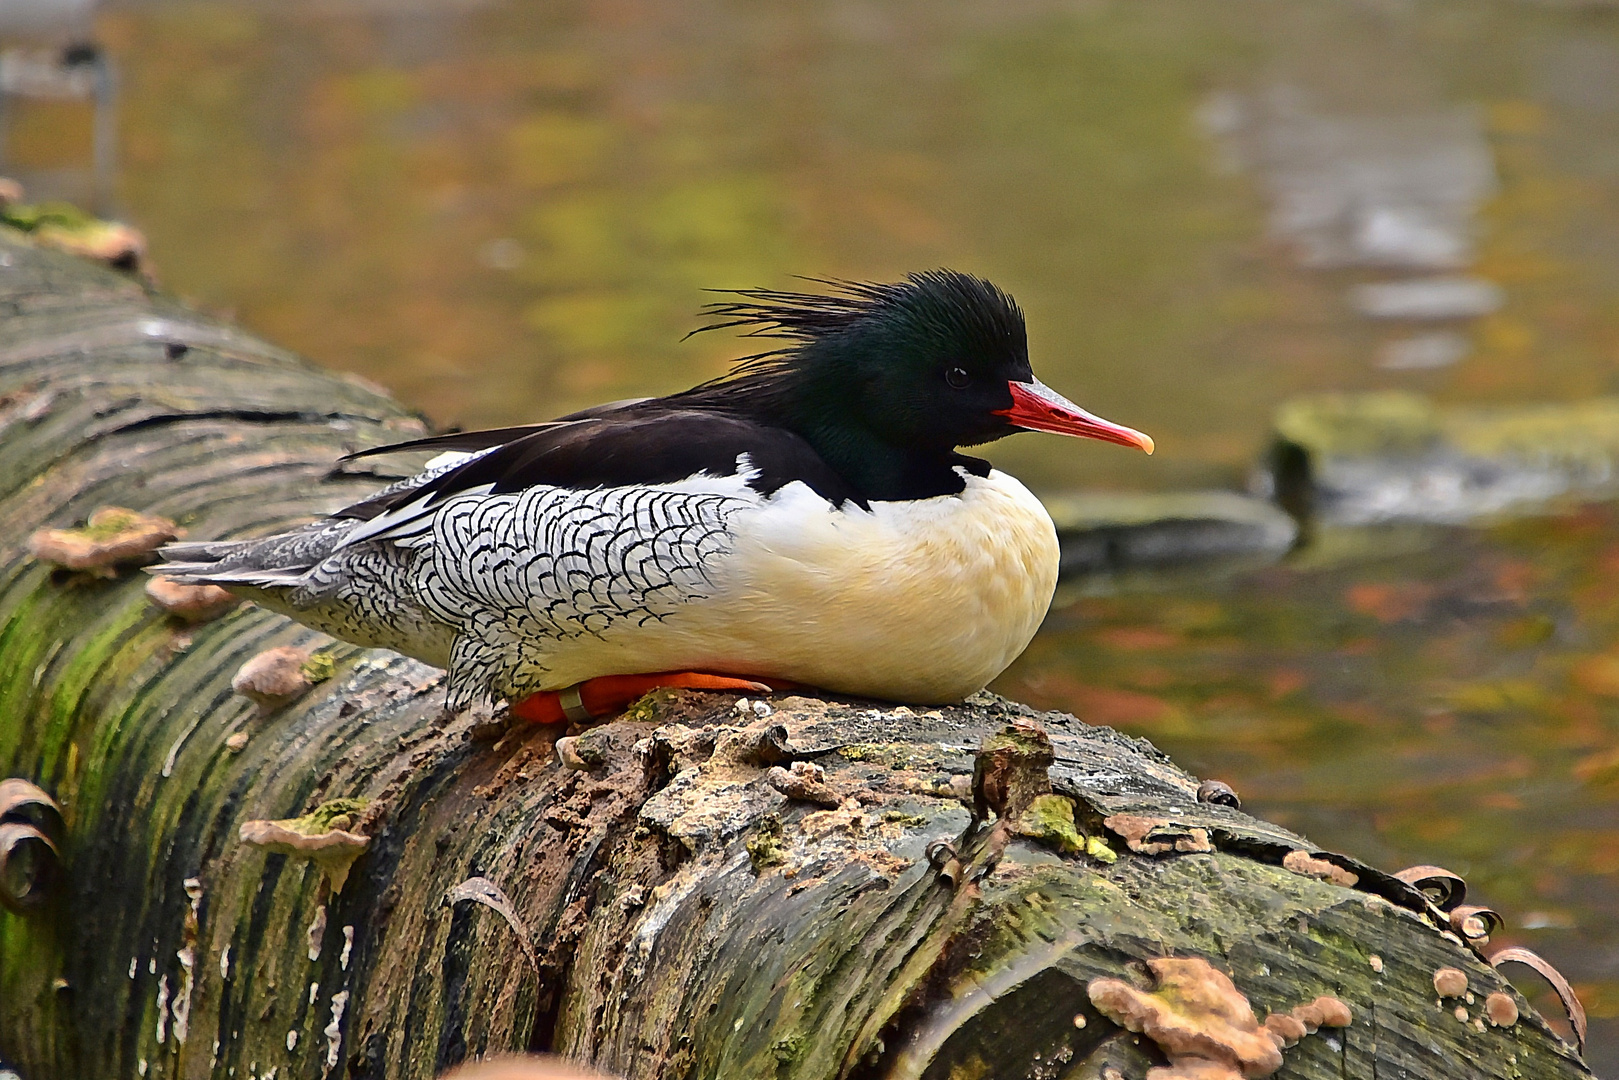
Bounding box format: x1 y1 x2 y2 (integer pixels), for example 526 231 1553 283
510 671 799 725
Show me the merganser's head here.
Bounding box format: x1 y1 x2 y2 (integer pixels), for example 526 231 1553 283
689 269 1153 458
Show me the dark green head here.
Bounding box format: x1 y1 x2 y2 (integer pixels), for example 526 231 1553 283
680 270 1152 499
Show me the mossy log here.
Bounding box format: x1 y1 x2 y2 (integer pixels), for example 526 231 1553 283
0 228 1594 1080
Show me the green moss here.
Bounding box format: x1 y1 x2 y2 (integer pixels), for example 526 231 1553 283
78 509 145 541
621 687 686 724
1086 836 1118 864
1275 392 1619 471
980 723 1053 760
0 201 100 234
882 811 930 828
300 652 337 683
835 743 891 763
771 1032 807 1064
573 726 614 768
746 815 786 871
42 599 156 788
1448 398 1619 464
1012 793 1085 855
287 797 370 835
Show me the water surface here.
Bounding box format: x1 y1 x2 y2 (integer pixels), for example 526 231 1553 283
7 0 1619 1067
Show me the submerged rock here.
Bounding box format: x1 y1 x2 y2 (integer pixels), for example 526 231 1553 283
1351 276 1503 321
1265 391 1619 525
1043 491 1297 577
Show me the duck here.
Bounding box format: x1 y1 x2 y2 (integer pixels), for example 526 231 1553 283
153 270 1152 723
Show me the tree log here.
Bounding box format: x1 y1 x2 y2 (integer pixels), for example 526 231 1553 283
0 227 1594 1080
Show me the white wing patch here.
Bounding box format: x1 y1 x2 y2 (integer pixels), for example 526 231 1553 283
335 447 498 549
412 482 750 708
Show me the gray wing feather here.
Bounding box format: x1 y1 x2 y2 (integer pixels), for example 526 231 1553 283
419 484 747 708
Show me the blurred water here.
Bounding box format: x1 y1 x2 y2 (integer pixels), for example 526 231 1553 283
7 0 1619 1069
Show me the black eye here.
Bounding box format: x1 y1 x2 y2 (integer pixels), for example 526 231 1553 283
946 366 971 389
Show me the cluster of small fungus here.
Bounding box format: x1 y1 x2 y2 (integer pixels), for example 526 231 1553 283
1086 957 1351 1080
1433 966 1519 1029
28 506 241 620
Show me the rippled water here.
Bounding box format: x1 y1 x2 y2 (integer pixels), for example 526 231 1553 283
6 0 1619 1068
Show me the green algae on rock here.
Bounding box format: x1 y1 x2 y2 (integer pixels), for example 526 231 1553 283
1268 391 1619 525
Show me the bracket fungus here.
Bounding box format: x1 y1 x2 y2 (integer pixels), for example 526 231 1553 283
1088 958 1282 1078
1088 957 1351 1080
1196 779 1241 809
28 507 179 576
1448 904 1502 945
1281 849 1359 888
231 646 334 708
1393 864 1468 911
554 727 614 772
145 577 238 622
1 194 147 270
238 798 370 893
1484 992 1519 1028
1104 813 1213 856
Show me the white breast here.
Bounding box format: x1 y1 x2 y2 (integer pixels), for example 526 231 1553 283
536 470 1060 702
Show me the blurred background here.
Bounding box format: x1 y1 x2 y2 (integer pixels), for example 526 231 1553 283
4 0 1619 1068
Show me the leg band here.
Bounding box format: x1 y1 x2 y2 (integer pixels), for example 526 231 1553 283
558 684 592 723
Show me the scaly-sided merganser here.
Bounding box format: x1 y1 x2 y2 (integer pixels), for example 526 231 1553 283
154 271 1152 723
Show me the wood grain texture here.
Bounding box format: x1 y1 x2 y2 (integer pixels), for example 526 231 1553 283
0 229 1593 1080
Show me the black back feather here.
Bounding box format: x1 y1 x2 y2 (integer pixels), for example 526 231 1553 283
337 270 1024 511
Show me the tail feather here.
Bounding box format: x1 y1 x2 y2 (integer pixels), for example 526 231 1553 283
155 540 250 564
149 520 358 590
148 558 311 588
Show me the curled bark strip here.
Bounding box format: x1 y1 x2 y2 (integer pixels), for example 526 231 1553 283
0 822 60 913
446 877 538 974
1491 946 1587 1055
0 779 64 845
1195 779 1240 809
1392 864 1467 911
923 838 963 884
1448 905 1503 943
739 723 794 766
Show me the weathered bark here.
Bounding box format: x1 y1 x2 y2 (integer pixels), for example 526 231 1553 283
0 227 1593 1080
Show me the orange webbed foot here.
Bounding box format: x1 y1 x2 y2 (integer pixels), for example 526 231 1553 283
510 671 797 725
